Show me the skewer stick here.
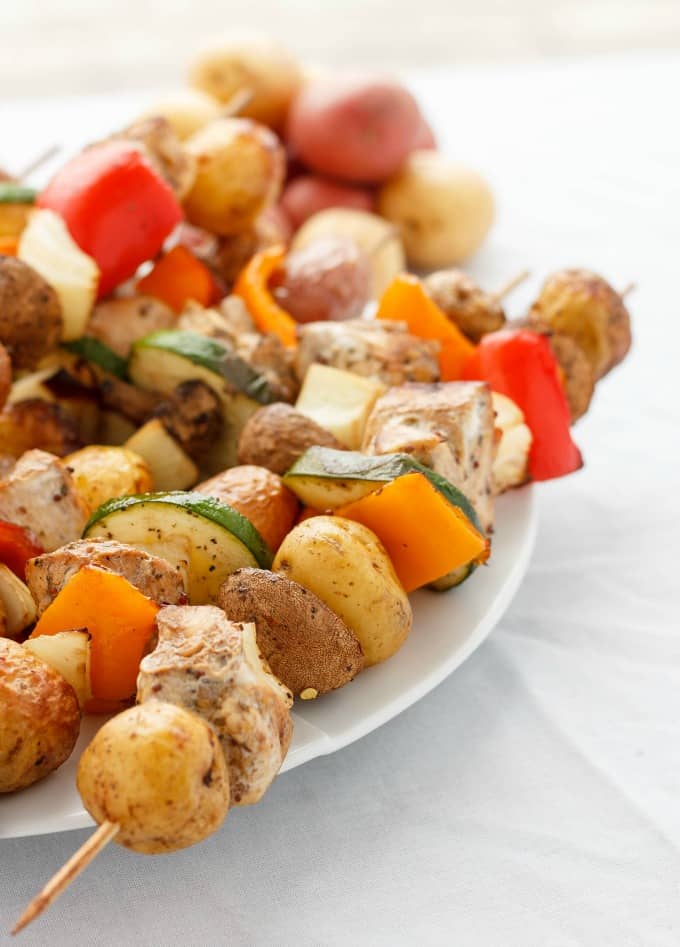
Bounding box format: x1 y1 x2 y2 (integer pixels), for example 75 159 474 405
492 269 530 302
620 281 636 299
12 820 119 935
221 87 254 118
16 144 61 181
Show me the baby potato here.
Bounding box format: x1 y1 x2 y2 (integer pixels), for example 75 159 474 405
286 75 422 183
527 268 631 379
281 175 375 230
195 465 299 551
273 515 412 666
136 89 223 140
189 34 302 130
0 638 80 793
184 118 285 236
275 235 372 323
378 151 495 269
292 208 405 298
77 700 230 854
65 445 153 511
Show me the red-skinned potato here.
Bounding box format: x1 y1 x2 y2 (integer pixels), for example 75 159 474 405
413 116 437 150
286 75 422 183
281 175 375 229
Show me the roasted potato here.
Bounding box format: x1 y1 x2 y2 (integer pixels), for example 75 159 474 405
0 564 37 639
0 638 80 793
218 568 364 696
184 118 285 235
195 465 299 551
378 151 495 269
273 516 412 666
274 235 371 323
286 75 422 182
64 445 153 510
281 175 375 229
77 700 230 853
0 341 10 411
0 255 62 369
189 34 302 130
137 89 223 140
238 402 346 475
547 330 595 422
424 268 505 342
527 268 631 379
292 208 405 298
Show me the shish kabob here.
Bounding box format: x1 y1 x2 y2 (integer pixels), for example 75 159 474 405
13 603 293 934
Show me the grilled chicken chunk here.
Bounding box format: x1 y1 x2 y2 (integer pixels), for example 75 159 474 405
137 605 293 806
362 382 495 532
295 319 440 387
26 540 188 615
0 450 89 552
87 296 176 358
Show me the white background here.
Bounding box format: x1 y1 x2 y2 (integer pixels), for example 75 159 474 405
1 41 679 947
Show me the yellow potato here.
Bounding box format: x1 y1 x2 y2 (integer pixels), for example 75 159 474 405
273 515 412 666
137 89 223 140
189 34 302 130
184 117 285 235
378 151 494 269
292 208 405 298
64 445 153 510
77 700 230 854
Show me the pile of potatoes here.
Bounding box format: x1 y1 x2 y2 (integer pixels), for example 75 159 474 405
138 32 495 304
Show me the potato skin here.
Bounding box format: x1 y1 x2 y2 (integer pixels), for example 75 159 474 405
424 269 505 343
0 342 10 411
237 402 345 475
528 268 631 379
292 208 405 298
65 445 153 510
0 638 80 793
0 256 62 370
184 118 285 235
287 75 422 183
77 700 229 854
378 152 494 268
281 175 375 230
195 465 299 551
218 568 364 696
275 235 371 323
189 35 302 129
273 516 412 666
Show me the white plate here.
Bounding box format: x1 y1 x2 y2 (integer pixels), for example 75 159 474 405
0 487 536 840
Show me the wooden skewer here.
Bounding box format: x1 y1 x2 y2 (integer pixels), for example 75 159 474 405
492 269 530 302
16 144 61 182
221 87 255 118
620 281 636 299
12 820 119 935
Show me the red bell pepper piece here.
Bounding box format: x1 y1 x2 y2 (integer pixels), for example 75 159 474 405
137 245 220 312
0 520 43 581
464 329 582 481
38 141 183 298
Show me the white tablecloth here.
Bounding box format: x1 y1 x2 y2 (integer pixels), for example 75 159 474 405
1 53 679 947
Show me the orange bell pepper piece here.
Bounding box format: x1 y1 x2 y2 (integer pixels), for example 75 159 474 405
376 273 476 380
234 244 297 348
137 245 218 312
336 472 489 593
0 237 18 256
31 566 159 709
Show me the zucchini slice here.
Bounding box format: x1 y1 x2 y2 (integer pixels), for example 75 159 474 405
129 330 276 405
84 492 272 604
64 337 128 380
129 330 277 472
0 183 37 205
284 446 482 530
